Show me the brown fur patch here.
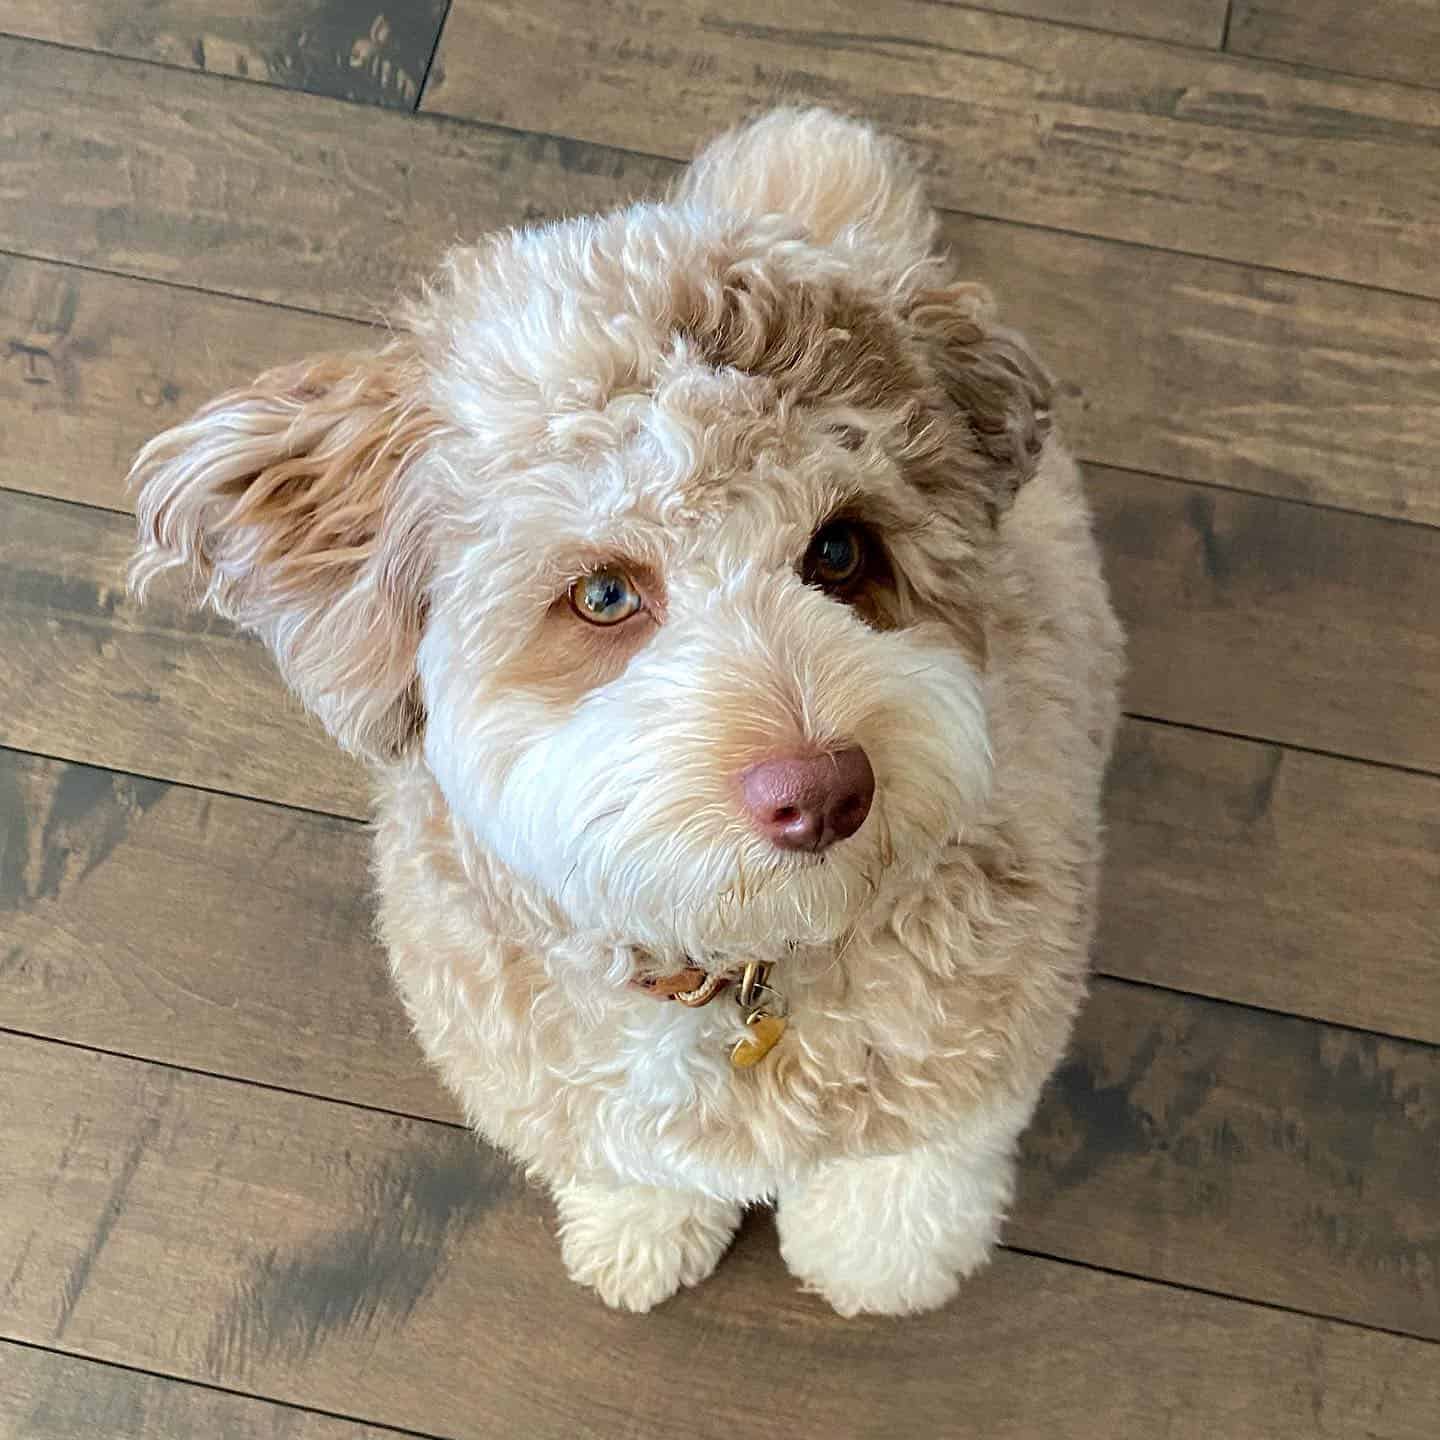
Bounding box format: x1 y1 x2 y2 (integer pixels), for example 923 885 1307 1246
496 586 663 705
906 285 1054 516
208 347 436 602
131 341 447 759
674 266 926 419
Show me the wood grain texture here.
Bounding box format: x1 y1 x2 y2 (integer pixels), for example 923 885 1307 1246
1229 1 1440 91
0 0 448 107
5 45 1438 525
1098 723 1440 1045
422 0 1440 297
8 242 1439 530
5 455 1437 828
0 749 451 1119
1091 467 1440 773
2 652 1426 1379
0 1341 402 1440
5 701 1439 1061
1019 983 1440 1339
945 218 1440 525
0 253 366 512
0 33 677 319
3 755 1439 1334
2 1034 1437 1437
951 0 1228 47
0 489 365 816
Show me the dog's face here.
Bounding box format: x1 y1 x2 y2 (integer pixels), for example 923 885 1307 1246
130 110 1051 961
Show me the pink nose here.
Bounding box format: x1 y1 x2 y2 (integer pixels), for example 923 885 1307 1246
740 747 876 853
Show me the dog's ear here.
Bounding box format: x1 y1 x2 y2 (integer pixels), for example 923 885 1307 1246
129 341 446 761
675 107 937 287
907 283 1054 517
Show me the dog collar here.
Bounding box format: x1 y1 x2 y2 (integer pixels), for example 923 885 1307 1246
632 966 731 1006
632 959 789 1068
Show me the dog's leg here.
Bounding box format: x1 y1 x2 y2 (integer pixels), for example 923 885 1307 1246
776 1114 1021 1316
554 1179 742 1313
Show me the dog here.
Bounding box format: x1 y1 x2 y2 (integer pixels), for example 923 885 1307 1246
129 108 1123 1316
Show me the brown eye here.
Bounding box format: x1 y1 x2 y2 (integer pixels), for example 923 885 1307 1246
569 565 643 626
802 520 867 593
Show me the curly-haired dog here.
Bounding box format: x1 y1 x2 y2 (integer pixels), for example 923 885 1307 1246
130 109 1123 1316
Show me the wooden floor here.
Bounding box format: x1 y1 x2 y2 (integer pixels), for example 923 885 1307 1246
1 2 1438 1435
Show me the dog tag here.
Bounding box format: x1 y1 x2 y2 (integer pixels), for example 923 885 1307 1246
730 1011 787 1069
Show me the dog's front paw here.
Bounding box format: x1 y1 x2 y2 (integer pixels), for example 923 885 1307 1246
777 1144 1012 1317
779 1221 981 1317
555 1181 741 1313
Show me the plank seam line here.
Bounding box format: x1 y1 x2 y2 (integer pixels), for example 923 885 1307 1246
753 0 1227 53
1001 1246 1440 1347
445 112 1440 304
1085 463 1440 536
4 38 1440 303
1083 972 1440 1055
0 1335 455 1440
1220 0 1236 50
2 1037 1435 1348
0 245 389 330
0 1025 467 1132
1123 712 1440 786
0 29 441 116
0 1 1293 118
0 739 369 829
1221 35 1440 99
415 0 456 112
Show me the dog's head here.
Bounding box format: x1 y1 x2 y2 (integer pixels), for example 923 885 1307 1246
131 109 1052 959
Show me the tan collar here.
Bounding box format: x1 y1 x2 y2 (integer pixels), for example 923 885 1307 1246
631 966 731 1007
633 959 789 1067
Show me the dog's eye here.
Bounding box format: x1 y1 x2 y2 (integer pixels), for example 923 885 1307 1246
802 521 867 593
569 565 643 626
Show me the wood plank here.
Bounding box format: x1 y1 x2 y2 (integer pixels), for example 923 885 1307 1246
3 755 1439 1335
0 253 366 513
946 219 1440 526
2 1035 1437 1437
0 748 452 1120
1098 723 1440 1045
1229 1 1440 91
8 244 1439 532
0 34 678 319
6 51 1439 525
0 1342 402 1440
1091 467 1440 773
421 0 1440 299
1019 983 1440 1340
0 0 448 108
5 703 1439 1061
952 1 1228 48
6 447 1438 825
3 470 1438 1042
0 489 366 816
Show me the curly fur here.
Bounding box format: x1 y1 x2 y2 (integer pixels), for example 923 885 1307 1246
129 108 1123 1316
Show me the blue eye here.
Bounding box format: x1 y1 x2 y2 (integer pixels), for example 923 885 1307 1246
803 521 867 591
569 565 643 625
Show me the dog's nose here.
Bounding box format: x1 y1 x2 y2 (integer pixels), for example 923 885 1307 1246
740 747 875 852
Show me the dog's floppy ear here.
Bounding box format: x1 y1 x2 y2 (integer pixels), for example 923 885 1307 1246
907 283 1054 517
675 107 938 287
129 340 446 761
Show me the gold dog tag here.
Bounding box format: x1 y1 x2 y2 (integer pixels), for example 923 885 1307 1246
730 1012 787 1069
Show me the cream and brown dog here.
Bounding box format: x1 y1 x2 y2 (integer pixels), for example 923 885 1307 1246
130 109 1122 1316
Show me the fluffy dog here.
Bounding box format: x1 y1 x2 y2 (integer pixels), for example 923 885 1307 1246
130 109 1123 1316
